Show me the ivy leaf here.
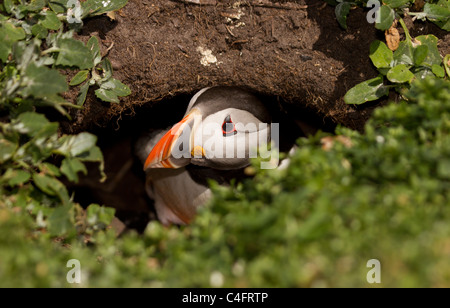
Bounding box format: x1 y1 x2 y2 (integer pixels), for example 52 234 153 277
369 40 393 69
41 11 62 30
21 63 68 98
55 38 94 69
60 157 87 183
387 64 415 83
375 5 395 31
70 70 90 86
344 76 389 105
335 2 351 30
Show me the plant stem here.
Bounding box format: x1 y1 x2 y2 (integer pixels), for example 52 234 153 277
398 18 412 44
41 47 60 56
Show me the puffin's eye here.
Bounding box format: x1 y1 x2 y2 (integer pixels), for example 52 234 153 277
222 115 237 137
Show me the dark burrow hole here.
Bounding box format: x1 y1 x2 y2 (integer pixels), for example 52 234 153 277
69 88 337 233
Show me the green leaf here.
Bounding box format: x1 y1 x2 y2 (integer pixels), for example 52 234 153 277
77 82 90 106
95 88 119 103
431 64 445 78
13 112 50 137
344 76 389 105
3 0 13 14
412 67 434 80
369 40 393 69
423 3 450 21
48 205 75 236
415 35 442 67
100 78 131 96
375 5 395 31
70 70 89 86
82 0 128 18
55 38 94 69
383 0 410 8
387 64 415 83
40 162 62 177
32 173 70 206
335 2 351 30
27 0 47 11
0 22 26 62
41 11 62 30
21 63 68 98
87 36 102 66
393 41 414 66
31 23 48 39
0 138 17 163
61 157 87 182
6 170 31 186
57 132 98 157
86 204 115 229
49 0 67 14
413 45 428 66
100 58 113 80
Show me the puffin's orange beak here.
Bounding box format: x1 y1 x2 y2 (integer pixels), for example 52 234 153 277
144 109 201 170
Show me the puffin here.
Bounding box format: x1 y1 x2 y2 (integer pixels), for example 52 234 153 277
135 86 273 225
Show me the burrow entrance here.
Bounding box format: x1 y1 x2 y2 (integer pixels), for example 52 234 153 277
69 89 336 231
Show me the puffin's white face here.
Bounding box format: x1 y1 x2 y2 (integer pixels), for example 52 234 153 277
190 108 270 169
143 87 272 171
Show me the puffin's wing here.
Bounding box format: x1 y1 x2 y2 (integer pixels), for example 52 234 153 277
146 168 211 225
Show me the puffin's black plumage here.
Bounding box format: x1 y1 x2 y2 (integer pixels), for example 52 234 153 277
137 86 273 225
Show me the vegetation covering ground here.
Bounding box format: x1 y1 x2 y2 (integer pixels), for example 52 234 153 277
0 0 449 287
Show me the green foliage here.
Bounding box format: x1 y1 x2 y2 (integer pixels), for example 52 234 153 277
344 17 449 105
1 77 449 287
0 0 130 111
0 0 127 269
334 1 449 31
330 1 449 105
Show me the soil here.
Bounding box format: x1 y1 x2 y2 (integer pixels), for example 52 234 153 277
63 0 450 230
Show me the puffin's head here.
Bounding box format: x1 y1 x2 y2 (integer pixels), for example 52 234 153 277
144 87 272 171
